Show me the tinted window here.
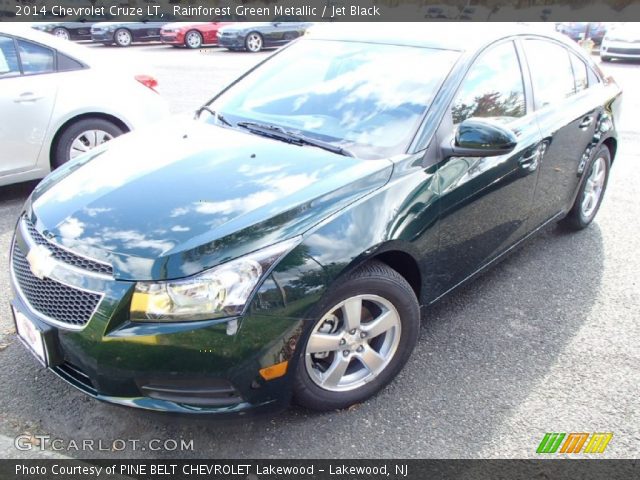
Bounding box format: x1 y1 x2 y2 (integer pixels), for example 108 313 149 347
452 41 526 125
525 40 574 108
569 52 588 93
17 39 54 75
57 52 84 72
0 35 20 78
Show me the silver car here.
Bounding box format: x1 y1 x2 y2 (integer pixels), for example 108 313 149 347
601 24 640 62
0 24 169 186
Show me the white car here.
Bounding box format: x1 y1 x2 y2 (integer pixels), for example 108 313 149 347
601 24 640 62
0 24 169 186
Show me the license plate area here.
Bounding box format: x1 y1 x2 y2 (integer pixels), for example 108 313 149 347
13 306 48 367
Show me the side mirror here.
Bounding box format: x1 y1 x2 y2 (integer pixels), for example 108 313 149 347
442 118 517 158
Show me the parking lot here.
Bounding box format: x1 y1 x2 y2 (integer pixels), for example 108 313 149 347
0 43 639 459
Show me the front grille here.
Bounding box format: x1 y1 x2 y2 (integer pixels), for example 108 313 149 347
608 47 640 55
12 244 102 328
23 217 112 276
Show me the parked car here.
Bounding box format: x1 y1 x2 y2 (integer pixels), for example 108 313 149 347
91 18 174 47
557 22 607 45
11 24 620 414
0 24 168 186
601 24 640 62
423 4 458 19
217 18 312 52
160 20 239 49
32 19 106 41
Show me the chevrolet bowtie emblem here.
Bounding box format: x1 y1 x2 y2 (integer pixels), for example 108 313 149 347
26 245 55 280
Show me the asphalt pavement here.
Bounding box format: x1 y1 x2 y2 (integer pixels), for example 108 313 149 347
0 44 638 459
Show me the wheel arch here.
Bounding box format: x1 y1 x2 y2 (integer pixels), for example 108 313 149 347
49 112 129 169
331 242 423 303
602 136 617 164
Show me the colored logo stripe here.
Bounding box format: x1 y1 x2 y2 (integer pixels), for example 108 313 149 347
584 433 613 454
559 433 589 453
537 433 565 453
537 432 613 454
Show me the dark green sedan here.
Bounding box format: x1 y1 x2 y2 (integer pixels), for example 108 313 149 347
11 24 621 414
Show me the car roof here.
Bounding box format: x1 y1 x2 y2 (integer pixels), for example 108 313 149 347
0 23 94 65
307 22 572 52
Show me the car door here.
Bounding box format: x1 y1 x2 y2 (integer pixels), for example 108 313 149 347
136 22 165 41
433 39 543 294
0 35 57 175
522 38 600 228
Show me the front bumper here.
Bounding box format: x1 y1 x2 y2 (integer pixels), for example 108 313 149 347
160 33 182 45
601 41 640 59
10 215 306 415
218 35 245 49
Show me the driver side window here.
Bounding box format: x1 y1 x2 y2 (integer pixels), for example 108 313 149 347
452 41 526 125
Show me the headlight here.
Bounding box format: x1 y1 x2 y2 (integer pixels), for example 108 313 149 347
130 237 300 322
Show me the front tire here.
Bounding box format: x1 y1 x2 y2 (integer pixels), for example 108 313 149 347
184 30 203 49
52 27 70 41
53 118 124 169
294 261 420 411
244 32 263 52
561 145 611 230
114 28 132 47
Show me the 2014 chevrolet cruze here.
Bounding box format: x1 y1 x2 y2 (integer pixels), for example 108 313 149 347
11 24 621 414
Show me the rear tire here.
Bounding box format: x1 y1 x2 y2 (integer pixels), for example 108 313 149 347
293 261 420 411
561 145 611 230
53 118 124 169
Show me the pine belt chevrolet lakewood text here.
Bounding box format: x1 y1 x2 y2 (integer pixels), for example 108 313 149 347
11 24 621 414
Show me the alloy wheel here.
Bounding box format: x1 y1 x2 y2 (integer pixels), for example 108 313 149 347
115 29 132 47
69 130 114 160
581 156 606 219
53 28 70 41
185 31 202 49
246 33 263 52
304 294 401 392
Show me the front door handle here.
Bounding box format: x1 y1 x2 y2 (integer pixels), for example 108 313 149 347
14 92 44 103
519 142 547 172
579 116 594 129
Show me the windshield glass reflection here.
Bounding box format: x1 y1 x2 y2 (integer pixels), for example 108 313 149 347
210 39 459 159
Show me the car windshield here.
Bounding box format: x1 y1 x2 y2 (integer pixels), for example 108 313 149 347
207 39 459 159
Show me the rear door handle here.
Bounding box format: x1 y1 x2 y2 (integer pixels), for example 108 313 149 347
579 116 594 129
14 92 44 103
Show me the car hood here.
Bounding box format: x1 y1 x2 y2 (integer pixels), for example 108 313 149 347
28 118 393 281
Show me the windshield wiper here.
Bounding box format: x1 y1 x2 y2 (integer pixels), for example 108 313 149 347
195 106 232 127
236 121 355 158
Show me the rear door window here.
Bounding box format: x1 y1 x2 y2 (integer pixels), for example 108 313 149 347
17 39 55 75
569 52 588 93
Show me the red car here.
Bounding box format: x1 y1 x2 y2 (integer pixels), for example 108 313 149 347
160 22 235 49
